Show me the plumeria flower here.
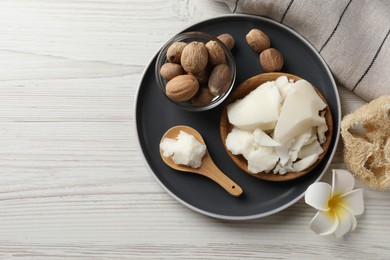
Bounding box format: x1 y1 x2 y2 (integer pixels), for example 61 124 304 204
305 169 364 238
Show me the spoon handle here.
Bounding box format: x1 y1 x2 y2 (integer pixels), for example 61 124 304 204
199 153 243 197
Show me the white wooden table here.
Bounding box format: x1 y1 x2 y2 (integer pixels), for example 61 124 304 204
1 0 389 259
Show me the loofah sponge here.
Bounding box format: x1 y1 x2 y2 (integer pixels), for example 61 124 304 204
341 96 390 190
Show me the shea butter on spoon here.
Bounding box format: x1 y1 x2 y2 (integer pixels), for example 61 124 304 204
160 125 243 197
220 73 333 181
160 130 206 169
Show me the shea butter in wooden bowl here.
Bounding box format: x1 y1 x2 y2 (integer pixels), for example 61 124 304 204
220 72 333 181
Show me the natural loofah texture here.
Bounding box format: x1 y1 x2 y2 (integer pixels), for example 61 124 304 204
341 96 390 191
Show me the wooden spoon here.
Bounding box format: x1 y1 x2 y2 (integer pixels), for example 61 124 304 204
220 72 333 181
160 125 243 197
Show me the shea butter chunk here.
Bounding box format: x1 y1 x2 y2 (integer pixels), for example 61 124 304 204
160 130 206 168
246 147 279 173
227 81 281 131
274 80 326 143
225 127 255 156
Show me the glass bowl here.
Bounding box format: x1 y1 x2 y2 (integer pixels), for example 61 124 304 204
155 31 236 111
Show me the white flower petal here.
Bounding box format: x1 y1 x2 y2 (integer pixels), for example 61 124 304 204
334 206 356 238
339 189 364 216
350 212 357 231
309 211 339 236
305 182 331 211
332 169 355 196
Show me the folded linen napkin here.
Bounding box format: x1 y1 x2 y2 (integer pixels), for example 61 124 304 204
216 0 390 102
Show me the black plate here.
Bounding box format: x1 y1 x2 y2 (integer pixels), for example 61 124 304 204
135 14 341 220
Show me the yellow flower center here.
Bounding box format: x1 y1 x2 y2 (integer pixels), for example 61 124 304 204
326 195 345 220
328 195 340 209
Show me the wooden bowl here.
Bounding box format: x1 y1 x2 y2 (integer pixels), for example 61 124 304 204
220 72 333 181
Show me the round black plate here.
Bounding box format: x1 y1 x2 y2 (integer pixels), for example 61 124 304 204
135 14 341 220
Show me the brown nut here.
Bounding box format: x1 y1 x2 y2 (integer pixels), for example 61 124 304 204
205 40 226 66
181 41 208 74
208 64 232 96
160 62 184 81
191 69 209 85
191 87 215 106
259 48 284 72
217 33 235 51
165 74 199 102
246 28 271 53
166 42 187 63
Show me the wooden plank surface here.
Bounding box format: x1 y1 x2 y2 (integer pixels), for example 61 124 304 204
0 0 389 259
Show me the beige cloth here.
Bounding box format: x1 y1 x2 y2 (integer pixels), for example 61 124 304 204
216 0 390 102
